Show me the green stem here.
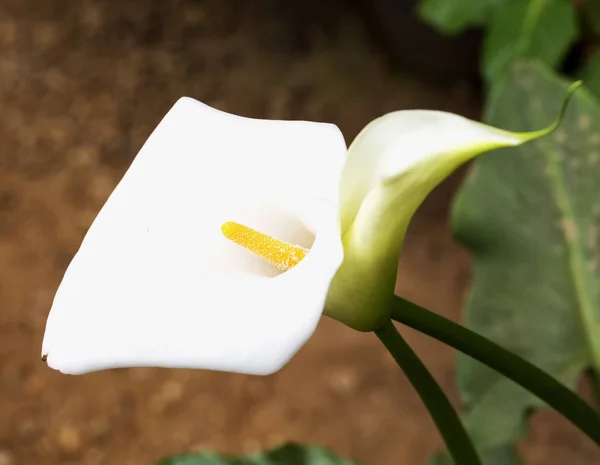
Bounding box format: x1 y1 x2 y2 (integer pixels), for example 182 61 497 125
375 320 483 465
390 295 600 446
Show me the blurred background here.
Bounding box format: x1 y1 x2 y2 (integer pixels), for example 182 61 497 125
0 0 598 464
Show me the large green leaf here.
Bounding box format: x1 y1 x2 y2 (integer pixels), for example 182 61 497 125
584 0 600 34
451 59 600 456
579 50 600 102
417 0 509 35
156 444 364 465
482 0 578 85
429 444 523 465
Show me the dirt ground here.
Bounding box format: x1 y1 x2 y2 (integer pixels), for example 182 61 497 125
0 1 599 464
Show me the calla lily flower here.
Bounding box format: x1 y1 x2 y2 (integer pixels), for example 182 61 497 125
42 87 576 376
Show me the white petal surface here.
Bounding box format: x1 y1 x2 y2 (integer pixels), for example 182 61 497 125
339 110 521 233
42 98 347 375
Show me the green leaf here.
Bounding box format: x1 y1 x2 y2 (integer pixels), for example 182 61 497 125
482 0 578 85
155 444 364 465
451 59 600 453
417 0 509 35
429 445 523 465
584 0 600 34
579 49 600 102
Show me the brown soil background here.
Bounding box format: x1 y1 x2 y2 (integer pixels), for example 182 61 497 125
1 0 599 464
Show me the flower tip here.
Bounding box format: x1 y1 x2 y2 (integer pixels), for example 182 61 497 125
518 79 583 143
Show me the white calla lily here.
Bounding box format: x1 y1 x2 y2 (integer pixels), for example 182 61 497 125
42 85 577 375
42 98 346 375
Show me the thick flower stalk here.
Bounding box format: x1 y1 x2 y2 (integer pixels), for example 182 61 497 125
42 85 578 376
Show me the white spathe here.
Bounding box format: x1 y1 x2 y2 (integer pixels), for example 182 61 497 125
42 98 347 375
338 111 520 234
42 95 556 375
322 111 524 331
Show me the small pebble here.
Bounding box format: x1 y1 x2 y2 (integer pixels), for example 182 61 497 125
150 379 184 413
160 379 184 404
56 425 81 453
25 374 44 395
328 366 359 394
0 450 14 465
